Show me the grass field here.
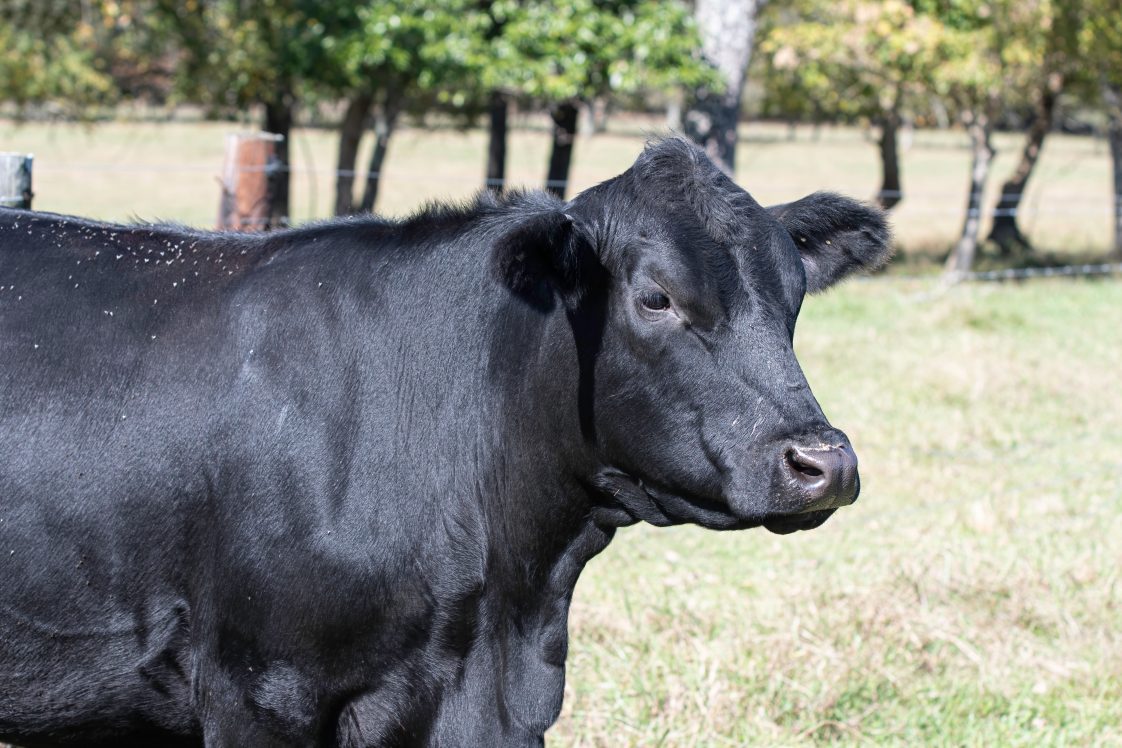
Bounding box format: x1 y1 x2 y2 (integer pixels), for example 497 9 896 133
557 278 1122 745
2 119 1120 744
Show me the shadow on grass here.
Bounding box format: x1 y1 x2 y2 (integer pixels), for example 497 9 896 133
876 241 1121 279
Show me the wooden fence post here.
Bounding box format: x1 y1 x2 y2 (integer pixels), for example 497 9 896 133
0 153 33 209
217 132 284 231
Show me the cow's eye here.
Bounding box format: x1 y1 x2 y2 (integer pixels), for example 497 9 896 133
639 290 671 312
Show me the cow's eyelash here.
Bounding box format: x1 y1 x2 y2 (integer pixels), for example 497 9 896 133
639 290 671 311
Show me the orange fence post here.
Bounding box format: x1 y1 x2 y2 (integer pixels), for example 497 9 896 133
217 132 283 231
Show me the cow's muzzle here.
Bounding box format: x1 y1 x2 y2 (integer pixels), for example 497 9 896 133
780 433 859 512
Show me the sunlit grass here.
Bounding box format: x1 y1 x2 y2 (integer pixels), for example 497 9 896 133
556 278 1122 745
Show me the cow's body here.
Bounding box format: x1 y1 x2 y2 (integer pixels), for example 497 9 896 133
0 202 599 746
0 139 889 746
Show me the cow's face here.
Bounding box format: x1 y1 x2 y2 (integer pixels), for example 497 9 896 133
493 139 890 533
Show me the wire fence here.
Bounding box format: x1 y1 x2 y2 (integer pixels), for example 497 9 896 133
7 156 1121 282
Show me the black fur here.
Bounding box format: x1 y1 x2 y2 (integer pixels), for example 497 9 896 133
768 191 892 292
0 138 889 746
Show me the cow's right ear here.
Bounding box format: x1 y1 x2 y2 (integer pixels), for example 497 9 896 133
492 210 595 311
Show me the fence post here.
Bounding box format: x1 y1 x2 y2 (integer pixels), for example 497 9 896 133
0 153 33 209
217 132 284 231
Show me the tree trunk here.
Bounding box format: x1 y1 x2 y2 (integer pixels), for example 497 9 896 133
263 97 293 229
359 102 400 214
486 90 508 193
987 72 1062 255
876 108 902 210
334 93 373 216
1104 82 1122 259
1111 120 1122 259
684 0 761 176
545 101 579 199
945 111 995 277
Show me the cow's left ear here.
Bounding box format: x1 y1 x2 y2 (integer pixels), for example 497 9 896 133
767 192 892 292
492 210 597 311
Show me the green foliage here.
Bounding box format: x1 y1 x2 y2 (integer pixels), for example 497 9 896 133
0 0 163 115
760 0 959 122
325 1 488 111
759 0 1093 125
153 0 334 109
490 0 719 105
924 1 1083 116
1079 0 1122 105
0 25 113 114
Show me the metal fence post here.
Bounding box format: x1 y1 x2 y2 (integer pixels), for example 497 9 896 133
0 153 33 209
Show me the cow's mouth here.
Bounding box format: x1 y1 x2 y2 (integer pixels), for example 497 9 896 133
761 508 836 535
593 468 784 531
591 468 841 534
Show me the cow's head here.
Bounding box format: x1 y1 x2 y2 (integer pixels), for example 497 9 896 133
492 138 890 533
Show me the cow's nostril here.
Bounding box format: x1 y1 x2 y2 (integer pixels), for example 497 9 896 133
779 439 859 511
785 449 823 477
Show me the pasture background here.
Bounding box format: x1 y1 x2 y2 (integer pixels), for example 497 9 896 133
1 115 1117 260
2 118 1120 744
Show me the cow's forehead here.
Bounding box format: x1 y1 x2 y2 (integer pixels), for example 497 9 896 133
616 142 798 273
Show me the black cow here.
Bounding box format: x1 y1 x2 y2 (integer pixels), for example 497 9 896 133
0 138 889 747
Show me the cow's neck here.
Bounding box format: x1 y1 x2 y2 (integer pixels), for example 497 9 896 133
469 299 619 733
480 477 616 736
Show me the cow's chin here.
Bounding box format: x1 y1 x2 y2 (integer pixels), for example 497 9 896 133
591 468 840 533
592 469 815 531
761 509 836 535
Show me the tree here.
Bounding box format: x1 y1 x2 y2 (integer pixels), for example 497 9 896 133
932 1 1036 277
0 0 159 117
984 1 1086 255
154 0 338 227
478 2 514 194
761 0 956 210
325 1 486 214
684 0 763 176
493 0 716 199
1080 0 1122 257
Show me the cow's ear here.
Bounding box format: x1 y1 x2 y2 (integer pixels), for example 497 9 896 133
492 210 596 310
767 192 892 292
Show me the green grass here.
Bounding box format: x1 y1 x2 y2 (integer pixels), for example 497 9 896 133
556 278 1122 745
2 118 1119 744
